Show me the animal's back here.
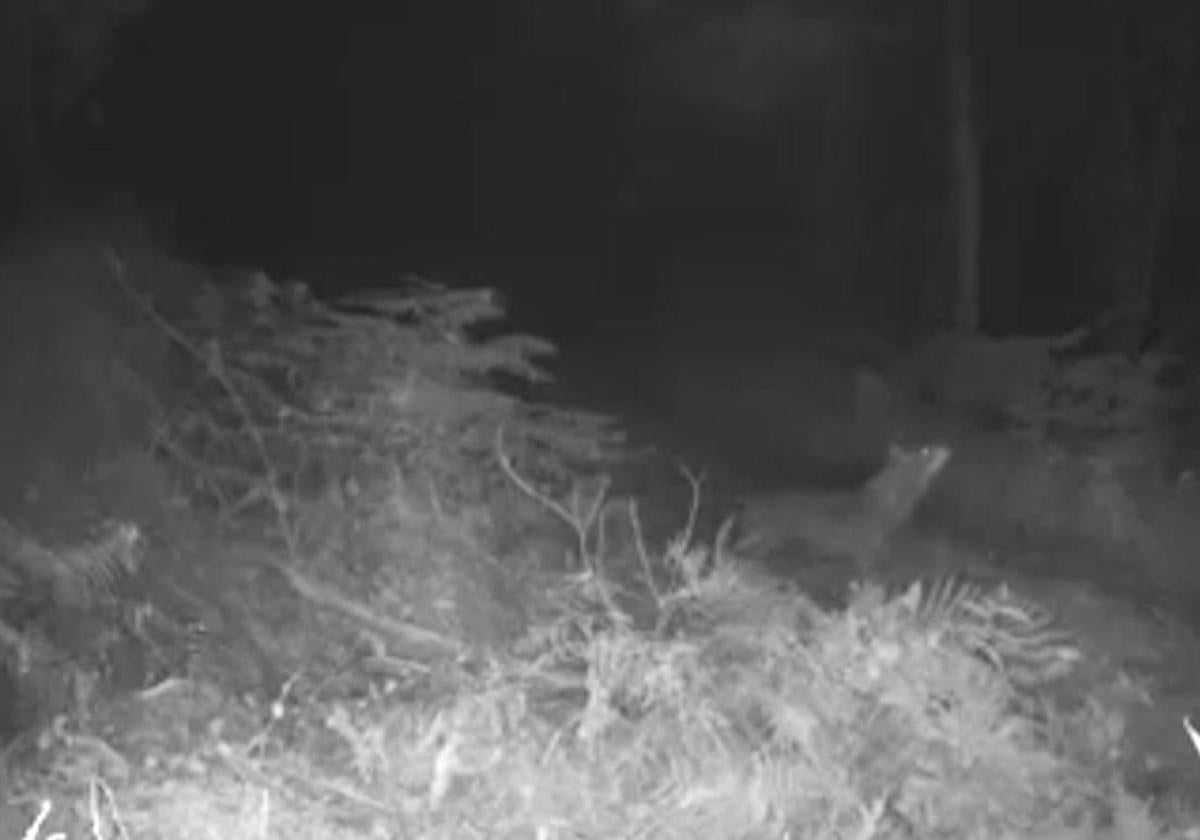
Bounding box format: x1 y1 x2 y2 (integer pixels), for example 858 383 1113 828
653 354 900 489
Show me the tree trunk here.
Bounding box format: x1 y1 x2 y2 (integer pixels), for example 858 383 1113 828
0 0 39 230
806 6 868 315
1136 6 1196 351
1087 1 1196 355
947 0 981 333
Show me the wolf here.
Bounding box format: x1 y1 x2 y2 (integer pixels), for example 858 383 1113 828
651 357 902 491
731 443 952 573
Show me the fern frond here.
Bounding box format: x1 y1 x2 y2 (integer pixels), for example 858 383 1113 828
899 575 986 628
52 521 144 607
895 575 1082 692
941 584 1081 692
160 272 620 517
961 584 1082 688
0 517 142 610
341 282 507 335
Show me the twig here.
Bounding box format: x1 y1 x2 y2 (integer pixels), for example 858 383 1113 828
89 776 132 840
19 800 54 840
633 462 707 604
245 547 462 662
495 427 609 571
496 428 633 624
628 498 661 604
675 462 705 552
107 252 299 554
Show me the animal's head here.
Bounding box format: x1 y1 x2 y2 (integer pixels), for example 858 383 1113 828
870 443 953 508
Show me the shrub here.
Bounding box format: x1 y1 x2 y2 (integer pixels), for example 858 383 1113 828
122 266 623 525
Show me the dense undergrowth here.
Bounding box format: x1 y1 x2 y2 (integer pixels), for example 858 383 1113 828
1 215 1200 838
